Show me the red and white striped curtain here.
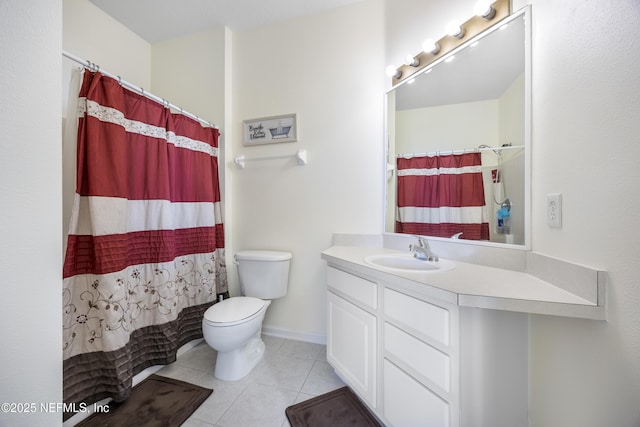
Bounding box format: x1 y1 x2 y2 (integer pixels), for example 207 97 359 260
395 152 489 240
62 70 227 409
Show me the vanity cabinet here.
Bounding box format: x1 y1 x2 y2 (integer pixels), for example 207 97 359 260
326 265 528 427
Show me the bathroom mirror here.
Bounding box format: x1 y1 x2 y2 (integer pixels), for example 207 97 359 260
385 6 531 248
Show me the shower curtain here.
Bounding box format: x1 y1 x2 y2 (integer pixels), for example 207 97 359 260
62 69 227 410
395 152 489 240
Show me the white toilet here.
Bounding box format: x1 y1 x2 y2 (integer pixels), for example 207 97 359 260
202 250 292 381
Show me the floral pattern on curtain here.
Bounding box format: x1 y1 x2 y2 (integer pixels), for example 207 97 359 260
62 70 227 411
395 152 489 240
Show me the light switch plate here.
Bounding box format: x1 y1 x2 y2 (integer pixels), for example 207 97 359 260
547 193 562 228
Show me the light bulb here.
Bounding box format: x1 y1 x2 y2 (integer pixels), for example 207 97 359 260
446 21 465 38
385 65 401 79
422 38 440 55
474 0 496 19
404 54 419 67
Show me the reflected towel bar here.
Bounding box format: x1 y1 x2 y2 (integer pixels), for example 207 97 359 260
234 149 308 168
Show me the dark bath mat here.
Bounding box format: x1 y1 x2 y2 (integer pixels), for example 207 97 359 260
75 374 212 427
285 386 383 427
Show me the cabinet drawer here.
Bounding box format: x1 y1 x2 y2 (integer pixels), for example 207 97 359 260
384 359 450 427
327 267 377 309
384 288 449 347
385 322 450 392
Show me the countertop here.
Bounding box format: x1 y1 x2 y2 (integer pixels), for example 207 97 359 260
321 245 606 320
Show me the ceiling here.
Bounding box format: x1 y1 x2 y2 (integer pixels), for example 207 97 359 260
89 0 364 43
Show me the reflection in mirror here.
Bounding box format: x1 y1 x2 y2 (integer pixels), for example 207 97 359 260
385 7 530 247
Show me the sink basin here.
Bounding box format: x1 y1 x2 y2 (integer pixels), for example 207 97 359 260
364 253 455 273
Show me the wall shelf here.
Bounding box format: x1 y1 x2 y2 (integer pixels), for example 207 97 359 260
234 149 308 168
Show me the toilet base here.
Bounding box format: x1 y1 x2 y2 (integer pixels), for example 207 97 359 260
214 331 266 381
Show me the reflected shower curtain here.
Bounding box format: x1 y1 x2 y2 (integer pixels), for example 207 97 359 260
395 152 489 240
62 70 227 409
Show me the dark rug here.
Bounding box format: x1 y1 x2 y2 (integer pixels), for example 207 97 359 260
285 386 382 427
76 374 212 427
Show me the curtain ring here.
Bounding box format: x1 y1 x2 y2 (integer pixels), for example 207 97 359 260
117 76 122 85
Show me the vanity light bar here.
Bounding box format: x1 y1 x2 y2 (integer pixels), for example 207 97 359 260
389 0 510 86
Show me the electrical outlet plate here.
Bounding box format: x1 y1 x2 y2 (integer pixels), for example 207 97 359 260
547 193 562 228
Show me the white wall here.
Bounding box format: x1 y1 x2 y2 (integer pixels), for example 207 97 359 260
0 1 62 426
151 29 226 125
499 72 525 147
529 0 640 425
387 0 640 425
231 0 385 341
63 0 151 89
395 100 499 152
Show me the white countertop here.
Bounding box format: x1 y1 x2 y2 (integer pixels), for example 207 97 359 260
321 245 606 320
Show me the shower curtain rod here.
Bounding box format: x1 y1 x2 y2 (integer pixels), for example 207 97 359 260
396 144 525 158
62 50 218 129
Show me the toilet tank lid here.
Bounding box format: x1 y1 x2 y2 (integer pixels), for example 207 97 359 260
235 250 292 261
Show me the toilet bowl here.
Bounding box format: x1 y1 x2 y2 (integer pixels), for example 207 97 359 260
201 250 292 381
203 297 270 381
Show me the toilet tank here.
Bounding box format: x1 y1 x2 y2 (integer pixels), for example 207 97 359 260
235 250 292 299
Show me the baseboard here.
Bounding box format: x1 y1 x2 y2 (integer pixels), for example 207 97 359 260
262 325 327 345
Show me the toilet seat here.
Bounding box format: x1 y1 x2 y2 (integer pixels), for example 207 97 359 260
203 297 267 327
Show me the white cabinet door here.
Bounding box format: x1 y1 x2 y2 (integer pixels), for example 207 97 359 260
327 291 376 407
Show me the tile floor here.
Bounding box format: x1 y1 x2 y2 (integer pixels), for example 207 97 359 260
157 336 345 427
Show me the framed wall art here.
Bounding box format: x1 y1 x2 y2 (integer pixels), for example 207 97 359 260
243 113 297 145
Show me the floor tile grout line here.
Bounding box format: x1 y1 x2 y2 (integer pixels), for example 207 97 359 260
298 358 318 394
191 379 252 427
174 338 334 427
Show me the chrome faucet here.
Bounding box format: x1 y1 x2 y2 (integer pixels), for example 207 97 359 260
409 236 438 262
